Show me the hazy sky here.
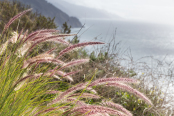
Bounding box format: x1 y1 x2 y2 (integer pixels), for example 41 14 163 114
48 0 174 25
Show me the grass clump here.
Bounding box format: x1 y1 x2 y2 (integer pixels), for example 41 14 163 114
0 7 168 116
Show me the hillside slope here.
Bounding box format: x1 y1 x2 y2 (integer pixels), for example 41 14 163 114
4 0 82 28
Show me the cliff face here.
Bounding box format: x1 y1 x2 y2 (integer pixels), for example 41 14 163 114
5 0 82 28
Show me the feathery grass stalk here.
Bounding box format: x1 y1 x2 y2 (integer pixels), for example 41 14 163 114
33 59 65 68
22 53 56 68
49 59 89 77
1 55 11 69
0 41 8 55
46 47 57 54
17 28 24 40
52 75 61 80
68 93 100 99
38 59 65 65
64 70 80 77
105 82 153 105
19 30 28 45
30 34 73 43
34 107 58 116
56 42 105 58
66 105 127 116
17 41 32 57
46 90 62 94
26 34 75 56
56 71 73 82
30 36 46 42
9 32 18 43
24 29 59 43
16 29 29 55
14 71 63 88
2 8 32 34
56 71 79 77
59 59 89 70
102 113 110 116
23 58 65 69
45 38 71 45
14 73 43 87
34 106 69 116
33 37 71 46
88 77 140 87
86 87 97 94
101 100 132 116
66 97 86 106
87 113 110 116
49 82 88 105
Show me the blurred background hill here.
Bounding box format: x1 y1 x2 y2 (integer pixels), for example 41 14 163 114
1 0 82 28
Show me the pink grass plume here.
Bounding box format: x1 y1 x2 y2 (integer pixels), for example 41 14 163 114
49 59 88 77
56 71 73 82
101 100 132 116
64 70 80 77
49 82 88 105
17 29 24 40
66 97 86 106
0 41 8 55
34 106 68 116
59 59 89 70
20 29 28 44
46 90 62 94
24 29 59 43
46 47 57 54
14 73 43 87
56 42 104 58
68 93 100 99
2 8 32 34
26 34 75 56
88 77 140 87
66 105 127 116
22 53 56 68
105 82 153 106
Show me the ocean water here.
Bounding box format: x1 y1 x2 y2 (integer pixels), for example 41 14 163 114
71 19 174 62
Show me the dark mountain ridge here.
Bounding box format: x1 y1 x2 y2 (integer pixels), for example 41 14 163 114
3 0 82 28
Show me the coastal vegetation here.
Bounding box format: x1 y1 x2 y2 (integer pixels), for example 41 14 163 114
0 0 173 116
0 0 82 28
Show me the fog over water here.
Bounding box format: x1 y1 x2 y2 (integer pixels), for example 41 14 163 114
71 19 174 62
48 0 174 25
